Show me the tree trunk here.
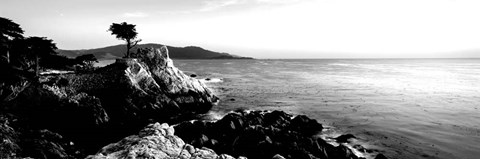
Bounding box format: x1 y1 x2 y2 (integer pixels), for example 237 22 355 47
126 39 131 58
35 54 39 77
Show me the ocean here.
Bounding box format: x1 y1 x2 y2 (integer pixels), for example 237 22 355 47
174 59 480 159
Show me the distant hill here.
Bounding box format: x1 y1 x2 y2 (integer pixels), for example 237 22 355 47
57 43 253 60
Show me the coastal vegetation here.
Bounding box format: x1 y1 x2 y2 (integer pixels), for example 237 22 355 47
1 16 383 159
108 22 142 58
1 17 98 80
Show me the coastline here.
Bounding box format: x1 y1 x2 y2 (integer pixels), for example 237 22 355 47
0 47 382 159
175 59 480 159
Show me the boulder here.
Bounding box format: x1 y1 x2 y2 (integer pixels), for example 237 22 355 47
174 110 363 159
375 154 388 159
272 154 286 159
87 123 242 159
335 134 356 143
290 115 323 136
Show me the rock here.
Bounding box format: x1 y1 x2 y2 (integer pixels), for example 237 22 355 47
262 110 291 128
272 154 286 159
290 115 323 136
87 123 242 159
375 154 388 159
352 144 366 153
86 47 218 122
0 46 219 156
334 144 356 159
0 46 386 159
219 154 236 159
186 144 196 154
335 134 356 143
174 110 363 159
167 126 175 136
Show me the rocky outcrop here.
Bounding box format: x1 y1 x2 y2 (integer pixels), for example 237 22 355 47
1 46 385 159
0 46 219 157
58 46 218 124
174 110 360 159
87 122 245 159
88 110 383 159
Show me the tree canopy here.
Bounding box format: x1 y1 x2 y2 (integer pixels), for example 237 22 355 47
74 54 98 72
1 17 24 64
23 37 57 76
9 36 58 62
108 22 141 58
75 54 97 64
1 16 86 80
24 37 58 57
0 17 24 41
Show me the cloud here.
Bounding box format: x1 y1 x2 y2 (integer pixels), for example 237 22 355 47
158 10 194 15
200 0 244 11
256 0 302 4
123 12 149 18
197 0 307 12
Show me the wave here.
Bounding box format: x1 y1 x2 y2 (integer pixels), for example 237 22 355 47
328 63 355 67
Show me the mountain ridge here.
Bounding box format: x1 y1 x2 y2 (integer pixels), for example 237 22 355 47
57 43 253 60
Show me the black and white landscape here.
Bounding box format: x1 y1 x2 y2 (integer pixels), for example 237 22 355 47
2 0 480 159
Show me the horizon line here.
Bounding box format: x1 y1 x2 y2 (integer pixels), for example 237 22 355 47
57 43 480 60
175 57 480 60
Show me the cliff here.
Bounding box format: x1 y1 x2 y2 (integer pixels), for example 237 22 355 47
0 46 219 158
0 46 385 159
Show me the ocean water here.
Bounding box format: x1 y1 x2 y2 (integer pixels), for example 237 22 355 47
174 59 480 159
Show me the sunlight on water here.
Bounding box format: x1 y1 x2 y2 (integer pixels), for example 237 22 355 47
176 59 480 159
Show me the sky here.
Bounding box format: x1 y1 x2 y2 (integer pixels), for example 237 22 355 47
2 0 480 58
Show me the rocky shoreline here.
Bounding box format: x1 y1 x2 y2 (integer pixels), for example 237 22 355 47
174 110 355 159
0 46 386 159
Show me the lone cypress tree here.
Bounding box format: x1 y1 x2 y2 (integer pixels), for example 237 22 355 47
108 22 141 58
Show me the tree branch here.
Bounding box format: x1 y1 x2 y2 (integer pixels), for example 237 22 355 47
132 39 142 48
